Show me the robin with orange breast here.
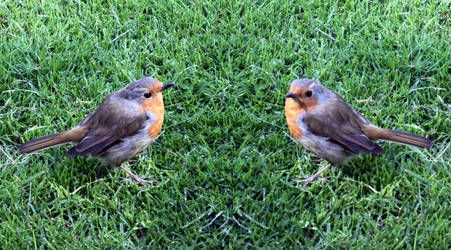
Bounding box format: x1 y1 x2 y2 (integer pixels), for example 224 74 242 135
285 78 431 186
19 77 174 185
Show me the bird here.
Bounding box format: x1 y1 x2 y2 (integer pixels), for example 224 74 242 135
18 77 175 185
284 78 431 186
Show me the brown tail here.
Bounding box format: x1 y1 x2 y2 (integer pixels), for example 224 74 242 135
363 125 431 148
19 128 86 154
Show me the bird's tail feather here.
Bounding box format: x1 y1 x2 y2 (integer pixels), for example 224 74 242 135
19 128 86 154
19 133 72 154
363 125 431 148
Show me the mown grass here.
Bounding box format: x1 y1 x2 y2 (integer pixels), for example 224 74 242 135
0 0 449 248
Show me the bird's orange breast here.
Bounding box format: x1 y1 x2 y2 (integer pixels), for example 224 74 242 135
285 98 304 140
140 94 165 139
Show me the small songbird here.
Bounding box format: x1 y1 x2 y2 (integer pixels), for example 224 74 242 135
19 77 175 185
285 78 431 186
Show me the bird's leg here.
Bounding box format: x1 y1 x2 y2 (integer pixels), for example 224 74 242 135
293 163 332 186
119 164 157 185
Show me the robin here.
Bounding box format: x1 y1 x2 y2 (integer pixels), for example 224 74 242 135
285 78 431 186
18 77 175 185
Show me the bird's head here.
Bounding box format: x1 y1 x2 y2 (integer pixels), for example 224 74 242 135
285 78 327 111
119 77 175 109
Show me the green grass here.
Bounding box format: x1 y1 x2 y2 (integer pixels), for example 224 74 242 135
0 0 449 248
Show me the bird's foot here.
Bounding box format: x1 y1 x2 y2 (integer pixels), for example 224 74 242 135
121 177 157 186
292 177 328 186
292 163 332 186
119 165 157 186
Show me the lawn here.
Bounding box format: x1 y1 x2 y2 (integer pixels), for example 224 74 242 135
0 0 449 248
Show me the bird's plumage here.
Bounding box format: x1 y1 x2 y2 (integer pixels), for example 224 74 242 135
285 78 431 185
18 77 174 185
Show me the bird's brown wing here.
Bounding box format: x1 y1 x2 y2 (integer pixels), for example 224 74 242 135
66 96 147 157
303 94 383 154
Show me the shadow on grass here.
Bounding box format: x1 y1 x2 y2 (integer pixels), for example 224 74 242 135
339 150 402 186
46 154 112 186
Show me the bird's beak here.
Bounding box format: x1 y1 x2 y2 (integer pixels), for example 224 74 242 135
285 92 305 108
285 92 297 99
161 83 175 91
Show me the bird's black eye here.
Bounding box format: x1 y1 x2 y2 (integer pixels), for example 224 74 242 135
306 90 312 97
144 92 152 98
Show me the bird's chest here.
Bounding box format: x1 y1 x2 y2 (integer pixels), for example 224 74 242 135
285 102 304 140
141 101 164 139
